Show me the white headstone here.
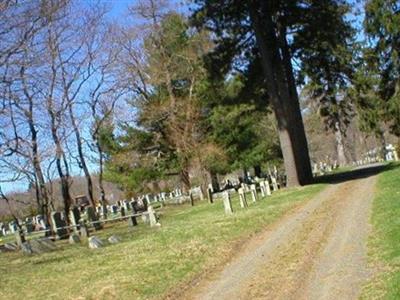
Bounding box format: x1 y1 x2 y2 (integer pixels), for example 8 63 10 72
238 188 248 208
222 191 233 214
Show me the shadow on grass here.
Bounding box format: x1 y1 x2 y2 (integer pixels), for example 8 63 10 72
314 162 399 185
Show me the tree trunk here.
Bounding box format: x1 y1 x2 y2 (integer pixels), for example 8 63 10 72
47 100 72 226
249 3 313 186
180 164 191 192
209 170 220 192
254 165 262 177
378 129 386 160
334 121 347 166
96 141 107 208
27 106 50 230
69 104 95 207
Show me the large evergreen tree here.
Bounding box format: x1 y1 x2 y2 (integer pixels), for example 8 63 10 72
364 0 400 136
192 0 355 185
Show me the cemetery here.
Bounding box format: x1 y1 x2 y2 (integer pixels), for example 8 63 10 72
0 176 326 299
0 169 286 252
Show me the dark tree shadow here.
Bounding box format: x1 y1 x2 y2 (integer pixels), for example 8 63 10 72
314 163 399 185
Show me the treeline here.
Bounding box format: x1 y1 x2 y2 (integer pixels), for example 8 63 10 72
0 0 399 224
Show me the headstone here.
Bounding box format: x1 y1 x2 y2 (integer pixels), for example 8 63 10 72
264 180 271 196
101 205 108 219
142 198 148 211
222 191 233 214
80 221 90 239
4 242 18 251
37 238 57 251
147 206 160 227
29 239 48 254
199 188 204 201
1 225 7 236
141 213 150 224
238 188 248 208
69 233 81 244
161 192 166 201
50 212 68 239
88 236 104 249
21 241 33 255
69 206 81 233
95 206 102 215
145 194 151 204
110 205 118 214
25 221 34 234
108 235 121 244
250 184 258 202
86 206 102 230
9 221 17 233
122 200 130 211
39 219 48 231
271 176 279 192
34 215 43 225
259 181 266 197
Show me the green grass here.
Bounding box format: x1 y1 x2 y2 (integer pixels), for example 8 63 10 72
0 184 325 300
362 163 400 299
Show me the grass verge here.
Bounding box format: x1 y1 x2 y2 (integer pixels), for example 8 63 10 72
0 184 325 300
361 163 400 299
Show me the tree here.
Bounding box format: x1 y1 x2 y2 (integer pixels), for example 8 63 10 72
204 73 282 179
0 0 67 227
192 1 318 186
109 5 214 194
363 0 400 137
294 0 356 166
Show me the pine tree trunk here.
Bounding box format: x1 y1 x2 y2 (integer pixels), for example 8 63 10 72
334 121 347 166
254 165 262 177
249 3 313 186
210 171 220 192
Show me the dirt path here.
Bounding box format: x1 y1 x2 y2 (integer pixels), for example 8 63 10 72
186 168 378 300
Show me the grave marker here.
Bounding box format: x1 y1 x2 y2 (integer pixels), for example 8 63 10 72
238 188 248 208
69 206 81 233
50 212 68 239
271 176 279 192
222 191 233 214
86 207 102 230
250 184 258 202
147 206 160 227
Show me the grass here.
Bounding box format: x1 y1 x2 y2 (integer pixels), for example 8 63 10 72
0 183 325 300
361 163 400 299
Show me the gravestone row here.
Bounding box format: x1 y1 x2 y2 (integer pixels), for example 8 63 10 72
221 178 278 215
